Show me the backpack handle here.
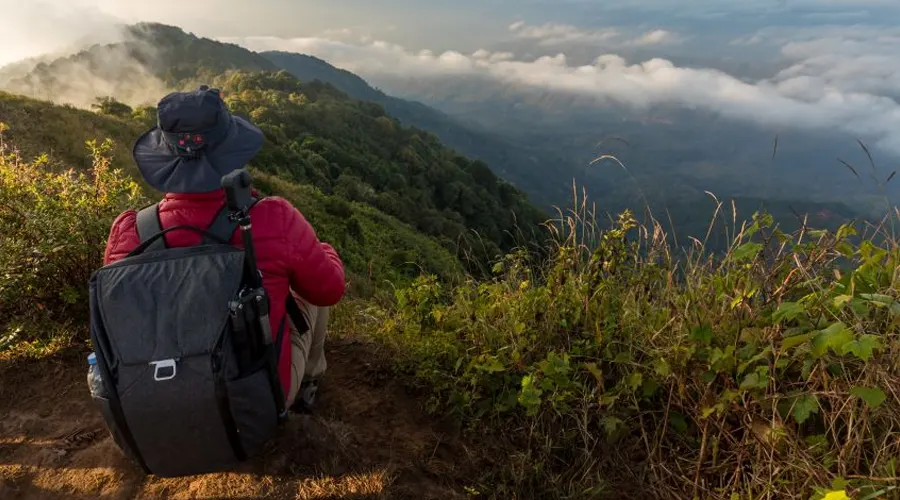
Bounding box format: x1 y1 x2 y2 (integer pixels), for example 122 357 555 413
127 225 230 257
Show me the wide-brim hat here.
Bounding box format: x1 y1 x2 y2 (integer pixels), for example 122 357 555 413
132 85 264 193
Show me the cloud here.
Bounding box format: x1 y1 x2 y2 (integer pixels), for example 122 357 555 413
733 24 900 97
0 7 170 109
507 21 682 48
0 0 126 66
632 29 679 46
226 31 900 158
508 22 620 46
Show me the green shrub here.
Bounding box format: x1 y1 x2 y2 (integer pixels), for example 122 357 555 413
375 203 900 499
0 128 147 337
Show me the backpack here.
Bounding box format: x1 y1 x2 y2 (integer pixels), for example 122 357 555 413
87 170 306 477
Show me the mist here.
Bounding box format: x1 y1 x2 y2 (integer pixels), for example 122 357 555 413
223 21 900 160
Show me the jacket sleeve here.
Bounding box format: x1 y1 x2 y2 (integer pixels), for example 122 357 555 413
103 210 139 265
279 199 346 306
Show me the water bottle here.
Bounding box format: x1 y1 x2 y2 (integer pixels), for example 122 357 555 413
87 352 107 398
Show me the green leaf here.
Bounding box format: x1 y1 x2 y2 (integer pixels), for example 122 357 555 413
627 372 643 392
793 394 820 424
737 348 772 376
740 370 768 390
691 325 713 345
731 242 763 262
836 223 857 240
859 293 900 316
833 295 853 309
781 332 813 351
601 416 624 439
773 301 805 323
475 356 506 373
668 412 688 434
835 241 855 257
518 375 543 416
850 386 887 409
841 334 883 361
642 378 660 398
653 358 671 377
584 362 603 384
701 406 718 419
811 322 854 358
709 346 735 372
801 358 815 379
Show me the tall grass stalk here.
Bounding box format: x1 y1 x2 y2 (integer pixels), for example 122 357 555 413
375 176 900 499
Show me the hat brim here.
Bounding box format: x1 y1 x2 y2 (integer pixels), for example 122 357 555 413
132 115 264 194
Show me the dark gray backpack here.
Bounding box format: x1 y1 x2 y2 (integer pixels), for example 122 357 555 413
87 170 304 477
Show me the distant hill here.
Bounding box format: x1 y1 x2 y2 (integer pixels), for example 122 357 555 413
1 23 278 108
261 51 574 208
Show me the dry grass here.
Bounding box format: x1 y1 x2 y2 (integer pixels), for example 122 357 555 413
295 469 394 500
375 166 900 499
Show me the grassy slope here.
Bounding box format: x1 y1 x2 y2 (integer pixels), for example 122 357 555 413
0 92 462 297
0 91 142 174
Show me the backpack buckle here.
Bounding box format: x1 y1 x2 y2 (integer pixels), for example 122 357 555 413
150 359 177 381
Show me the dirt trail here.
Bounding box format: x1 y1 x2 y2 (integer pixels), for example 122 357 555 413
0 338 480 499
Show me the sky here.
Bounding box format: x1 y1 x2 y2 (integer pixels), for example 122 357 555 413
4 0 900 157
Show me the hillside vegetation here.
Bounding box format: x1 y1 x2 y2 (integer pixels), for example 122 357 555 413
4 123 899 499
209 70 546 262
0 23 548 270
373 206 900 499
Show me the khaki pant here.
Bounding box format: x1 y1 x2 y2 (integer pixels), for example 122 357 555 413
285 295 329 408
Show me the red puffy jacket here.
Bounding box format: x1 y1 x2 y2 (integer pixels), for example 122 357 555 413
103 189 346 394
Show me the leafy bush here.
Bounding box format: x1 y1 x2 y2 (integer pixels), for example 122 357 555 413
0 127 147 338
374 200 900 499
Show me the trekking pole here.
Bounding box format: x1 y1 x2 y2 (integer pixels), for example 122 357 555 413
222 169 272 347
223 169 288 421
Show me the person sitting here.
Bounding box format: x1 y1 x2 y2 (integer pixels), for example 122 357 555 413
102 85 346 412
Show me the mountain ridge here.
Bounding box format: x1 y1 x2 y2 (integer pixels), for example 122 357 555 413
262 50 573 208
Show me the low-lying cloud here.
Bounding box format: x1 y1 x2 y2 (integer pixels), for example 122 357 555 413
225 24 900 158
507 21 682 48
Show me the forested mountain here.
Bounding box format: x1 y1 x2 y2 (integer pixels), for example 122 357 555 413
208 70 547 259
0 23 549 280
2 23 278 107
262 51 573 208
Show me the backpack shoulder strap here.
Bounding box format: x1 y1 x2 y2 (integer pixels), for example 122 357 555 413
136 203 166 252
203 196 263 244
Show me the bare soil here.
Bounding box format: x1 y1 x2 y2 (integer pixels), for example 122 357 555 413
0 338 481 499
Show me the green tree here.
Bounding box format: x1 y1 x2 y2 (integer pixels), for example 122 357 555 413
91 96 133 118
